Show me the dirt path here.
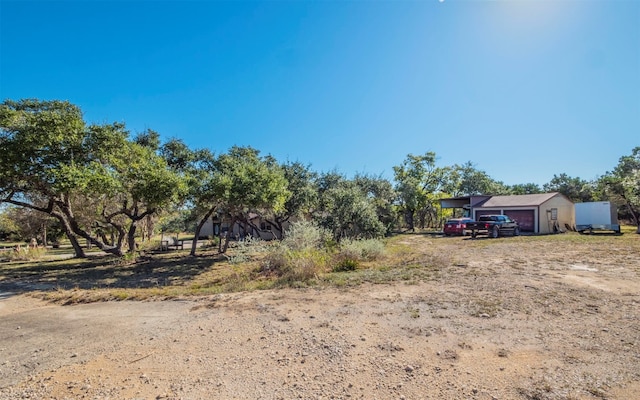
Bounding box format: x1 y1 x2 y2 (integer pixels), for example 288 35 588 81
1 235 639 400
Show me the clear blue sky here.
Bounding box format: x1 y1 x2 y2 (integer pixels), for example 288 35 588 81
1 0 639 186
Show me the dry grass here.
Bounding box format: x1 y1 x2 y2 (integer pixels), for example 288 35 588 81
2 227 638 304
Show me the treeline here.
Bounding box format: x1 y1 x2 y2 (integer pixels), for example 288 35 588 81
1 99 639 257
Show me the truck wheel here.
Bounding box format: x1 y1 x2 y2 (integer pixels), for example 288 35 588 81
514 227 520 236
490 226 499 238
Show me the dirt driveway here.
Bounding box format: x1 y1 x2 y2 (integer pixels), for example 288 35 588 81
1 233 639 400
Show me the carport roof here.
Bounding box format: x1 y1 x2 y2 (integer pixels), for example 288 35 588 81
476 192 560 208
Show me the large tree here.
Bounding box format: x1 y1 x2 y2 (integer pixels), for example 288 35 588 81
600 147 640 233
0 99 185 257
442 161 510 197
393 152 448 230
1 99 88 255
314 173 386 241
509 183 543 195
212 146 290 253
0 205 61 244
263 161 318 239
159 138 215 256
353 174 397 235
543 173 595 203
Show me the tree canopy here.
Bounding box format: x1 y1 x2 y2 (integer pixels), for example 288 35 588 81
2 97 638 255
0 99 186 256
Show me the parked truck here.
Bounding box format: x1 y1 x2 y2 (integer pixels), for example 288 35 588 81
575 201 620 234
466 215 520 238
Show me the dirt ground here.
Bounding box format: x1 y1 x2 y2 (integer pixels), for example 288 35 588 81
1 233 639 400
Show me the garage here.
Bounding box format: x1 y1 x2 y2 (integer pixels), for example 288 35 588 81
441 192 575 234
503 210 535 232
471 193 574 234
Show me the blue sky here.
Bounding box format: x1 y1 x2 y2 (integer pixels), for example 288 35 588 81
1 0 639 186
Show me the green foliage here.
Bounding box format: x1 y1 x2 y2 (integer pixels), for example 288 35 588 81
261 223 385 281
282 220 330 250
0 99 187 257
228 236 265 264
353 174 397 234
543 173 596 202
600 147 640 229
261 221 331 282
333 257 359 272
332 238 385 272
315 174 386 240
443 161 510 197
261 244 329 284
338 238 385 261
394 152 451 230
0 208 19 240
508 183 543 195
212 146 291 252
134 129 161 151
0 206 63 243
214 146 290 214
264 161 319 237
159 209 192 235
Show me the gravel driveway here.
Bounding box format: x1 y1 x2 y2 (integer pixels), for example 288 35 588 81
1 234 639 400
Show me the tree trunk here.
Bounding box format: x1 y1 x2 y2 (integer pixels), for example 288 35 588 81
127 223 137 253
67 233 85 258
54 215 86 258
405 210 415 232
191 208 215 256
222 217 236 253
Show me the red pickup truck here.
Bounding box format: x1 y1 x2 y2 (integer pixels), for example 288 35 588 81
466 215 521 238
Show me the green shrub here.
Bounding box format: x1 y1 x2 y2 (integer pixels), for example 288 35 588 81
260 244 329 284
228 236 265 264
282 221 330 251
338 238 385 261
333 257 359 272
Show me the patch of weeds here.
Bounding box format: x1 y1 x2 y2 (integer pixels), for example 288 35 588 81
228 237 266 264
378 342 404 352
325 272 362 287
111 290 131 301
518 379 555 400
332 257 359 272
469 297 502 317
5 246 47 261
458 342 472 350
338 238 386 261
406 306 420 319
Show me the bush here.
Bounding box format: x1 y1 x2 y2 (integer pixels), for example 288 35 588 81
228 236 265 264
282 221 330 251
338 238 385 261
260 235 330 284
333 257 359 272
261 244 328 281
260 225 386 284
5 245 47 261
259 221 332 284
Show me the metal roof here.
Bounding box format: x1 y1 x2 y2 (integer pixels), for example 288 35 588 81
476 192 562 208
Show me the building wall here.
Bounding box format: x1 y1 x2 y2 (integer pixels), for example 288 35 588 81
198 217 287 240
538 195 575 234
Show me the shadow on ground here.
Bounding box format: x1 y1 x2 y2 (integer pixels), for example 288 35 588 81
0 250 224 296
